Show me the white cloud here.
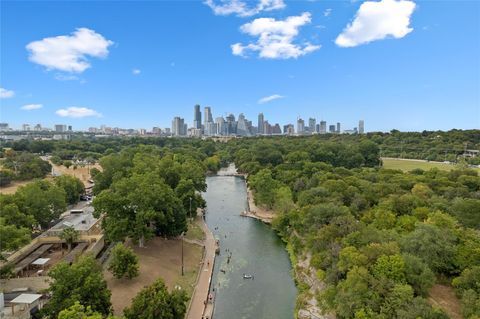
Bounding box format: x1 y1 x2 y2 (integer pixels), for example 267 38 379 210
132 68 141 75
54 74 80 81
324 8 332 17
205 0 285 17
258 94 284 104
0 87 15 99
56 107 101 118
26 28 113 73
232 12 320 59
335 0 416 48
21 104 43 110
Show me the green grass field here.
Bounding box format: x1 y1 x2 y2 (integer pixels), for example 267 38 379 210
382 158 480 172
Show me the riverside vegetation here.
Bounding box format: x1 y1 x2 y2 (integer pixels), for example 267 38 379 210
1 130 479 318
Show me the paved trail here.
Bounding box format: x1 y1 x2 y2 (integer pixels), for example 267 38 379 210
186 215 216 319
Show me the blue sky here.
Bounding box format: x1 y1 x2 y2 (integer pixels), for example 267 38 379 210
1 0 479 132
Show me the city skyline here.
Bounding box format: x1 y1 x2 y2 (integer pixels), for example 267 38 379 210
1 1 479 131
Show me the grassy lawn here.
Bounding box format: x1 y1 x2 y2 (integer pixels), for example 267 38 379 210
185 220 205 242
382 158 480 172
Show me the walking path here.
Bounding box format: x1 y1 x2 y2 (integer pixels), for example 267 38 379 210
186 213 217 319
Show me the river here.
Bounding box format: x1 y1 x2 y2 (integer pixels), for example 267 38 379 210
203 172 297 319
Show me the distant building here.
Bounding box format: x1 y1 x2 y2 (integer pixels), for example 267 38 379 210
297 118 305 134
172 117 186 136
0 123 9 131
68 125 72 131
329 125 336 133
237 113 249 136
55 124 67 132
308 118 316 133
319 121 327 134
204 107 213 126
34 124 42 131
272 123 282 134
193 104 202 129
226 114 236 135
22 124 31 131
284 124 295 135
215 117 226 135
336 122 341 134
152 127 161 135
359 120 365 134
258 113 265 135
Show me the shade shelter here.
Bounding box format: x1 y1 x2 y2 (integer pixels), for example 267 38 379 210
10 293 42 315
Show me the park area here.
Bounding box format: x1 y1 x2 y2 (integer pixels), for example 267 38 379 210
382 157 480 172
105 236 203 315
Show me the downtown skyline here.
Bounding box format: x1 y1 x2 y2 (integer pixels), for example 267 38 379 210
1 1 479 132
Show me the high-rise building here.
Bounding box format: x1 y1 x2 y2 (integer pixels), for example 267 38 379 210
55 124 67 132
0 123 8 131
34 124 42 131
172 117 186 136
204 107 213 126
263 121 272 135
319 121 327 134
359 120 365 134
215 117 226 135
226 114 236 135
336 122 341 134
297 118 305 134
193 104 202 129
272 124 282 134
284 124 294 135
258 113 264 135
329 125 336 133
22 124 30 131
237 113 249 136
308 118 316 133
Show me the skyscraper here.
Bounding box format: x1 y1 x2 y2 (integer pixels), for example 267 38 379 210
258 113 264 135
172 117 186 136
237 113 249 136
308 118 316 133
297 118 305 134
193 104 201 129
215 117 226 135
319 121 327 134
336 122 341 134
204 106 213 126
329 125 336 133
359 120 365 134
226 114 236 135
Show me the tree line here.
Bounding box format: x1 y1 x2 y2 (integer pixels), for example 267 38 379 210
229 137 480 318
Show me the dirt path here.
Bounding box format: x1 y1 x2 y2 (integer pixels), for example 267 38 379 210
428 284 462 319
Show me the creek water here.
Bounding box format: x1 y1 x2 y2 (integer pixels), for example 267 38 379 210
203 172 297 319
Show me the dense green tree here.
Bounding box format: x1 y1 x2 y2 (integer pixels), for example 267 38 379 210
108 243 139 279
123 278 187 319
55 175 85 204
0 218 30 252
43 255 112 318
14 180 66 228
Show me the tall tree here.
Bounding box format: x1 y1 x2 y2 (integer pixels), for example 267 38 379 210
43 255 112 318
123 279 187 319
108 243 139 279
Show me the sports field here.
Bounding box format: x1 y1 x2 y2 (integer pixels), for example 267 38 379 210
382 158 480 172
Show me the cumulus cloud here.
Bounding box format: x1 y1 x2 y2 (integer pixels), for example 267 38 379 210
324 8 332 17
26 28 113 73
21 104 43 110
132 68 141 75
231 12 320 59
205 0 285 17
258 94 284 104
335 0 416 48
0 87 15 99
56 107 101 118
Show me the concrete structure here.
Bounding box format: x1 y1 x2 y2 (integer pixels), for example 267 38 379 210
336 122 341 134
308 118 316 133
54 124 67 133
204 107 213 126
257 113 264 135
193 104 202 129
171 117 186 136
297 118 305 135
319 121 327 134
358 120 365 134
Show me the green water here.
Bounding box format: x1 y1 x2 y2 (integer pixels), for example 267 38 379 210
204 175 297 319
